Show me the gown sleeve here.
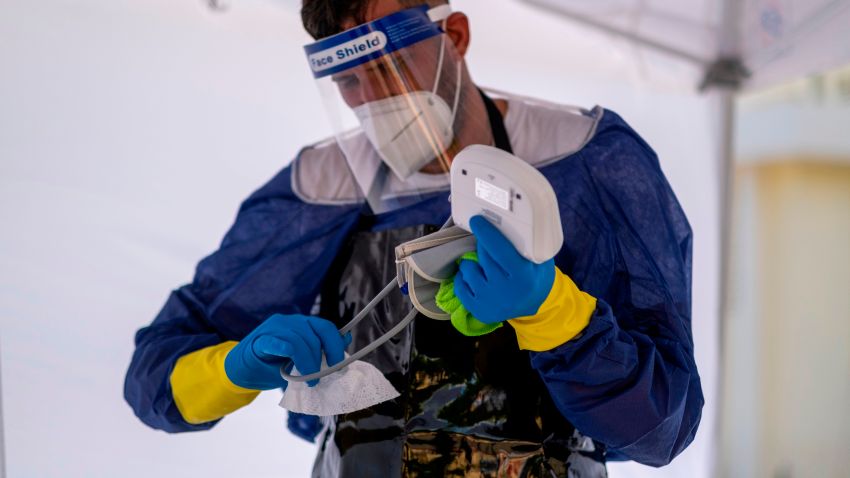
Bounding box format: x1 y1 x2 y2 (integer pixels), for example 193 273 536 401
123 166 361 432
531 111 704 466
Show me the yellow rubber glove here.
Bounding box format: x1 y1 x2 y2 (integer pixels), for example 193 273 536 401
170 341 260 425
508 268 597 352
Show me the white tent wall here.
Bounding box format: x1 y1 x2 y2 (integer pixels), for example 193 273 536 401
0 0 718 477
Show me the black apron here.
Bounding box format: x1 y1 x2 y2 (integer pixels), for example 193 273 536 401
312 93 608 478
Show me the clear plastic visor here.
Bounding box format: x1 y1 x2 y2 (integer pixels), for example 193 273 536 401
303 5 485 214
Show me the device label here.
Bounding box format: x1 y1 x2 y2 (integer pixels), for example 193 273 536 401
475 178 510 211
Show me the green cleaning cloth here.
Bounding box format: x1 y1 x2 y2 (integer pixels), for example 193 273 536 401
435 252 503 337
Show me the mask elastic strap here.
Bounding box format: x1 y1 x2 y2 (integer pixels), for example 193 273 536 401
428 4 452 97
339 279 397 335
280 278 400 382
432 29 447 97
431 17 463 133
447 59 462 130
280 300 416 383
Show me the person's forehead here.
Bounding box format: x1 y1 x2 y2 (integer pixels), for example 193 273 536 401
340 0 411 30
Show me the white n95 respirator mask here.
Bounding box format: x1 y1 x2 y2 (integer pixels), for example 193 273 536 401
353 88 457 181
351 20 462 181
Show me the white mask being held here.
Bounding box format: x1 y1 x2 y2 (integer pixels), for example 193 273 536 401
280 354 400 417
279 287 419 416
353 31 463 181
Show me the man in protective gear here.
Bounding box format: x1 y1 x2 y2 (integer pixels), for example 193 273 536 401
124 0 704 476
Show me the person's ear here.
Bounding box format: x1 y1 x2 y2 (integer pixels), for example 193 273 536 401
443 12 470 57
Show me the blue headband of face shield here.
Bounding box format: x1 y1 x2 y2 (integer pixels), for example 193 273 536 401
304 4 453 79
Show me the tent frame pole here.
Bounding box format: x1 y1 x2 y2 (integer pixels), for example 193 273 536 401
0 342 6 478
712 88 735 478
522 0 711 68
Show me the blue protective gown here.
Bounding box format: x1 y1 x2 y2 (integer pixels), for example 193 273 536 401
124 106 703 468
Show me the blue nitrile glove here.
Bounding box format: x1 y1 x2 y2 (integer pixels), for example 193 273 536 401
224 314 349 390
454 215 556 324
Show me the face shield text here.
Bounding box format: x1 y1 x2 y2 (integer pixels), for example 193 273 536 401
309 32 388 75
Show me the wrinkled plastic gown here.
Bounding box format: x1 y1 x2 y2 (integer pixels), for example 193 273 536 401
313 223 608 478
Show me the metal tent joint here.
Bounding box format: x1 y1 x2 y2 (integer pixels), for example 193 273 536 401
206 0 228 12
700 57 751 92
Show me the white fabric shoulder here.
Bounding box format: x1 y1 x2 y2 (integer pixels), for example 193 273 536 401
291 137 364 206
291 134 450 206
495 89 604 168
292 91 605 205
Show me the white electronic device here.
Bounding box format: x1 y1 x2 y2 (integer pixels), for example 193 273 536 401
450 145 564 264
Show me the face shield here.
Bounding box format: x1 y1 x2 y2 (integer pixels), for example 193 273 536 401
304 5 490 214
